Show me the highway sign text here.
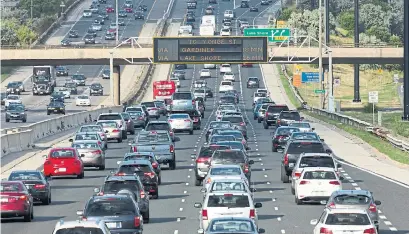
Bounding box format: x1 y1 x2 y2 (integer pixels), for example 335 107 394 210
369 91 379 103
301 72 320 83
243 28 290 42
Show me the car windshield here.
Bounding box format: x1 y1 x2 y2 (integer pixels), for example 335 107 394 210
325 213 370 225
129 111 142 117
7 105 24 111
72 75 84 80
141 102 155 107
254 93 266 97
50 150 75 158
103 180 139 193
173 93 192 99
210 167 241 175
299 156 335 168
333 194 371 205
138 133 169 142
199 146 230 157
287 142 325 154
290 122 311 128
75 134 98 140
146 123 169 131
211 182 246 192
0 183 22 192
194 89 205 93
217 141 244 151
276 128 300 136
118 164 151 175
66 83 76 88
210 135 236 143
97 121 118 128
72 143 99 148
221 116 243 123
80 126 103 132
91 84 101 88
98 114 121 120
209 122 232 129
207 195 250 208
208 219 255 232
7 83 19 88
213 151 245 163
248 78 258 81
85 199 135 216
303 171 336 179
7 96 19 100
55 227 104 234
9 172 41 181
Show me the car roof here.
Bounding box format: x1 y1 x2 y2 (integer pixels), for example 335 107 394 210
209 191 250 196
302 167 336 172
324 208 368 214
54 220 105 229
105 175 139 181
119 159 150 165
289 139 322 143
10 170 41 174
300 153 332 157
332 189 372 197
211 164 241 169
147 121 168 124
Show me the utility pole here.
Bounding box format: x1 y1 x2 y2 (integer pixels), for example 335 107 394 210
30 0 33 19
402 0 409 120
110 51 115 105
353 0 361 102
318 0 324 109
115 0 119 43
325 0 329 46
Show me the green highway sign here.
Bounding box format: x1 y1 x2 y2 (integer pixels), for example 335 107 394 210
243 28 291 42
314 89 326 94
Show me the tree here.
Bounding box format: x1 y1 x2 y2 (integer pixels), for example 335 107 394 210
1 20 18 45
329 0 353 15
359 3 391 30
389 35 402 46
366 26 390 42
338 11 354 31
16 24 38 45
19 0 60 18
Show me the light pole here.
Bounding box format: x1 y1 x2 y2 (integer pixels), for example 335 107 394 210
318 0 323 109
30 0 33 19
402 0 408 120
115 0 119 43
110 51 114 105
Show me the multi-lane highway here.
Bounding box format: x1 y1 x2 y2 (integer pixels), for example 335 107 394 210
1 0 409 233
0 0 170 129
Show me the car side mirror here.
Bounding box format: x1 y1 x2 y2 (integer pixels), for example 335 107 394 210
80 154 85 157
320 200 327 205
375 200 381 205
249 160 254 165
310 219 318 225
320 138 325 142
337 163 342 168
246 146 251 150
119 125 122 128
325 149 332 154
76 210 84 217
254 202 262 208
42 155 47 158
93 119 97 122
258 228 266 233
190 154 196 159
194 202 202 208
110 170 115 174
200 188 206 193
339 176 344 180
250 188 256 192
93 187 100 193
105 130 108 133
25 109 28 111
117 161 122 165
68 139 73 142
197 229 204 234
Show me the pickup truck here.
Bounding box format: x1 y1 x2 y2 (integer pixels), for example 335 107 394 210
129 130 176 170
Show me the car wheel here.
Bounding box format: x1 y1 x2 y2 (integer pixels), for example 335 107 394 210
258 118 262 123
130 129 135 135
272 146 277 152
189 130 194 135
152 190 159 199
195 177 201 186
5 118 10 122
122 130 127 139
253 115 257 120
117 137 122 143
77 171 85 179
23 210 32 222
42 193 51 205
158 176 162 185
295 196 302 205
291 186 295 195
169 160 176 170
281 167 290 183
143 211 150 223
99 165 105 170
47 112 50 115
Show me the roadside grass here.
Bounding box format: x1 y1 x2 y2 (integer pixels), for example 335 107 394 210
278 68 409 165
1 66 16 82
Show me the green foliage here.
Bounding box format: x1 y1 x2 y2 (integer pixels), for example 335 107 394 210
278 8 294 21
366 26 391 43
363 103 378 113
389 35 402 46
338 11 354 31
19 0 60 18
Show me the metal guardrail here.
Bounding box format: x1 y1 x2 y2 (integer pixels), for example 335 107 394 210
280 65 409 154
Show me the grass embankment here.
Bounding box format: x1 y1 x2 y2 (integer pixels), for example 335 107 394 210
1 66 16 82
278 67 409 165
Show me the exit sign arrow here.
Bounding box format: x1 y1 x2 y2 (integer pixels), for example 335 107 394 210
244 28 290 42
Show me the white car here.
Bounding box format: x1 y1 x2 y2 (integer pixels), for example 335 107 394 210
200 69 211 78
253 92 267 104
202 178 254 195
52 220 111 234
4 95 22 108
219 64 232 74
194 191 262 230
83 9 92 17
220 28 231 36
170 77 180 88
168 113 194 134
202 165 248 191
56 88 71 99
91 23 102 31
224 10 234 18
109 23 118 30
219 81 233 93
194 80 207 88
204 64 216 69
76 95 91 106
216 110 235 121
294 167 343 205
311 208 378 234
256 88 268 94
223 72 235 82
216 105 237 117
289 122 314 132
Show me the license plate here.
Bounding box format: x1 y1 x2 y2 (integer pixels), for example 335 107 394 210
106 222 121 228
40 92 44 94
59 168 66 172
289 163 294 167
54 110 58 112
1 197 8 203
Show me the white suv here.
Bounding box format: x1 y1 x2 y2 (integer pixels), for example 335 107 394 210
194 191 262 230
53 220 111 234
219 64 232 74
97 113 128 140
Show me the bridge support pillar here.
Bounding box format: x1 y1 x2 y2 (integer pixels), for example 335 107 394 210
113 66 121 106
402 0 409 120
352 0 361 103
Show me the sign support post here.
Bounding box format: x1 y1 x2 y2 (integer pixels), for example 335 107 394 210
368 91 379 125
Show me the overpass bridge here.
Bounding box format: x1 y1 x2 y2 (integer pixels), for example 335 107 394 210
0 39 404 66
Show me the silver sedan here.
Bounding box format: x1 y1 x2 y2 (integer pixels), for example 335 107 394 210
168 113 194 134
198 217 265 234
71 141 106 170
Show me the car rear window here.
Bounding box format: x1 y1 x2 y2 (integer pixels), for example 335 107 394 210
72 143 99 148
119 164 151 174
299 156 335 168
80 126 103 132
303 171 336 179
219 131 243 139
125 154 153 161
194 89 205 93
173 93 192 100
217 141 244 151
9 172 41 181
267 105 289 113
103 180 140 193
145 123 170 131
280 112 301 120
97 121 117 128
86 199 136 216
287 142 325 154
50 150 75 158
290 122 311 128
325 213 370 225
213 151 245 163
210 167 241 175
138 133 169 142
170 114 189 119
121 113 131 120
126 107 143 112
291 133 319 140
210 135 236 144
211 182 246 192
276 128 300 136
209 122 232 129
208 220 255 232
221 81 231 85
75 134 98 140
221 116 243 123
333 194 371 205
220 96 235 102
207 195 250 208
98 114 121 120
142 102 155 107
0 183 22 192
55 227 104 234
199 146 230 157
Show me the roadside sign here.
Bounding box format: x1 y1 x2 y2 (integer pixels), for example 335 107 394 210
393 74 399 83
60 4 65 7
334 78 340 86
314 89 325 94
243 28 290 42
368 91 378 103
301 72 320 83
293 74 301 87
276 21 286 28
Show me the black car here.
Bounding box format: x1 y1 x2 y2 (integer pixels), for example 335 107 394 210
90 83 103 96
172 70 186 80
5 82 21 95
61 39 71 47
87 28 97 37
5 104 27 122
79 195 144 232
240 0 249 7
190 109 202 130
134 11 144 19
271 127 300 152
247 77 259 88
95 175 150 222
175 64 187 69
47 101 65 115
124 153 162 182
138 4 147 11
102 69 110 78
50 92 65 102
118 10 127 17
277 110 302 127
263 104 290 129
115 160 159 199
186 15 195 22
281 140 331 183
84 34 96 44
203 87 213 98
249 6 258 11
65 82 78 94
8 170 52 205
68 30 79 38
98 0 107 3
56 66 69 76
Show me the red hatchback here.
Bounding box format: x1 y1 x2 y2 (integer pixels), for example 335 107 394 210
1 181 34 222
124 7 133 13
106 5 114 13
43 147 84 178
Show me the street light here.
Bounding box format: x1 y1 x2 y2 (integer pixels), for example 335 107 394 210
318 0 323 109
115 0 119 43
30 0 33 19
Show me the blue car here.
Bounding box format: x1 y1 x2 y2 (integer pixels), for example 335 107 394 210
253 104 263 120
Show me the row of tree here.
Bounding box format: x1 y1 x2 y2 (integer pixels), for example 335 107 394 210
1 0 74 46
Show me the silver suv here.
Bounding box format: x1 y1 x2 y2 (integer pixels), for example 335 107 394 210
170 92 195 113
97 113 128 139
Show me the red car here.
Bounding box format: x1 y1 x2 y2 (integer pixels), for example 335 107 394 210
106 5 114 13
242 63 253 67
124 7 133 13
43 147 84 178
0 181 34 222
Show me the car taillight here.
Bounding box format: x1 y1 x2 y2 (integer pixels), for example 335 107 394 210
97 192 104 196
168 119 173 122
327 202 336 208
244 165 249 173
294 172 301 178
364 228 376 233
242 140 246 144
112 129 120 132
140 190 146 198
249 209 255 219
329 181 340 185
9 195 27 202
277 119 281 125
97 141 102 145
169 131 174 135
239 122 245 126
196 157 209 163
138 116 144 120
283 154 289 165
116 172 126 176
369 203 377 213
170 145 174 153
34 184 46 189
319 228 333 234
74 160 80 165
184 119 191 122
44 160 51 165
192 100 195 105
202 209 208 220
133 146 137 152
134 216 141 227
151 108 158 110
299 180 309 185
91 150 102 155
152 162 158 168
194 117 199 122
144 172 155 178
265 112 269 117
206 178 211 184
